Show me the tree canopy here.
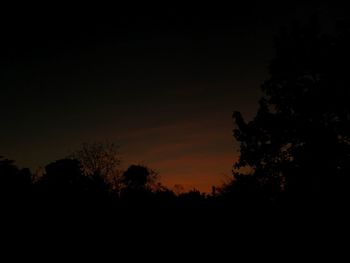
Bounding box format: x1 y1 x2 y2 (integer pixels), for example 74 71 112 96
232 19 350 204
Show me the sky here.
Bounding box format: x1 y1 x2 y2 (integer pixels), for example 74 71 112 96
0 2 343 192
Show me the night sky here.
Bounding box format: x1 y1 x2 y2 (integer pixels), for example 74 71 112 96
0 2 342 192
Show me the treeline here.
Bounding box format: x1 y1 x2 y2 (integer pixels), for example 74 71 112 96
0 153 214 213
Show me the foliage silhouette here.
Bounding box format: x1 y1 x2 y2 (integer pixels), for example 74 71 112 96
72 141 122 191
36 158 112 209
0 156 32 205
232 18 350 207
120 164 160 201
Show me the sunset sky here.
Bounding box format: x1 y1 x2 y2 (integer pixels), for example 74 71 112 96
0 2 341 192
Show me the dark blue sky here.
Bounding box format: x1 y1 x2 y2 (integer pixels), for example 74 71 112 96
0 2 342 191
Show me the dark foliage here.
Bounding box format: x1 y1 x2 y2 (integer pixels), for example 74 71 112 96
232 19 350 208
0 156 32 206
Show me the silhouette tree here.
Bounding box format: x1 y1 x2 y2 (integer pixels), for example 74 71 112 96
0 156 32 204
72 141 122 191
232 19 350 205
38 159 87 196
120 165 158 197
36 158 112 207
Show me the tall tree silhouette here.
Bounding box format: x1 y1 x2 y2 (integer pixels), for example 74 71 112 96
120 165 158 197
233 19 350 204
72 141 122 191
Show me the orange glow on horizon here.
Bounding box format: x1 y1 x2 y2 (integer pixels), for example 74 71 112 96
119 117 238 193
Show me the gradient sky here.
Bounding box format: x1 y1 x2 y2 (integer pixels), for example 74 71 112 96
0 2 341 192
